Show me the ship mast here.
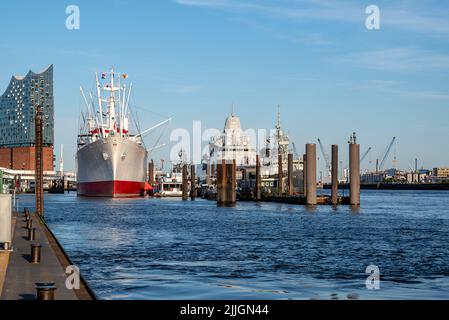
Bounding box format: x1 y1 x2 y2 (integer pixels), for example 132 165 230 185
121 84 126 138
59 144 64 176
108 68 116 133
95 73 104 137
118 73 122 137
276 105 281 155
124 83 132 133
78 69 171 147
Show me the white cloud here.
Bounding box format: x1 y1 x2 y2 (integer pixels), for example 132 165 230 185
383 7 449 37
272 75 316 81
403 90 449 101
167 84 203 94
332 47 449 72
175 0 361 23
233 18 334 46
175 0 449 37
338 78 449 101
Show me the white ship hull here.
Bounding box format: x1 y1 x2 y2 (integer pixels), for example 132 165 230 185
76 137 148 197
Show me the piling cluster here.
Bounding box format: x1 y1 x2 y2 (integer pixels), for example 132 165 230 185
203 138 361 207
303 139 360 206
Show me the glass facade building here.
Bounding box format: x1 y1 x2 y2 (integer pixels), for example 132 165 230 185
0 65 54 147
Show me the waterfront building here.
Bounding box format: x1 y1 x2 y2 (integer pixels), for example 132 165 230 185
361 172 386 184
0 65 54 171
433 168 449 178
406 172 420 184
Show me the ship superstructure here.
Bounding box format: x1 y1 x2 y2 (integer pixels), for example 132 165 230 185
260 106 302 176
207 109 257 167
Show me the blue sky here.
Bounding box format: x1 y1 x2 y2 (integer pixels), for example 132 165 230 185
1 0 448 172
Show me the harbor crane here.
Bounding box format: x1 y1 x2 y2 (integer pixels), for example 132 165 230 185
377 137 397 172
360 147 372 164
317 138 331 180
319 136 371 177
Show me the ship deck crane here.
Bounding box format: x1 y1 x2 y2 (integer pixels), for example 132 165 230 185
291 141 299 159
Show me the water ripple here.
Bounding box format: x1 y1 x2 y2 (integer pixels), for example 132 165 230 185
17 190 449 299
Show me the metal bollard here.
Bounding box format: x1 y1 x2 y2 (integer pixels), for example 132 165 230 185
27 228 36 241
35 283 57 300
30 243 42 264
27 219 32 229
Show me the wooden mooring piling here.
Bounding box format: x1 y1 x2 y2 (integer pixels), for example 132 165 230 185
205 138 360 207
217 159 236 206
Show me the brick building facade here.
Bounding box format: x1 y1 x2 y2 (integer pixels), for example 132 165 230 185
0 146 54 171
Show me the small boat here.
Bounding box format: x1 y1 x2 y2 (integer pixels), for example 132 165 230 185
154 150 189 197
156 172 184 197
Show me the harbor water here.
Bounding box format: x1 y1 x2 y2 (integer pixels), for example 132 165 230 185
17 190 449 300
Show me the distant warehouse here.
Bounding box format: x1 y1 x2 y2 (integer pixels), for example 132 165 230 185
433 168 449 178
0 65 54 171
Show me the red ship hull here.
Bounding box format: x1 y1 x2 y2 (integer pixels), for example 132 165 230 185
77 180 145 198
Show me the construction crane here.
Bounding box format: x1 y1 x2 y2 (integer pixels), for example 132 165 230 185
378 137 397 171
291 141 299 159
317 138 331 179
360 147 372 164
